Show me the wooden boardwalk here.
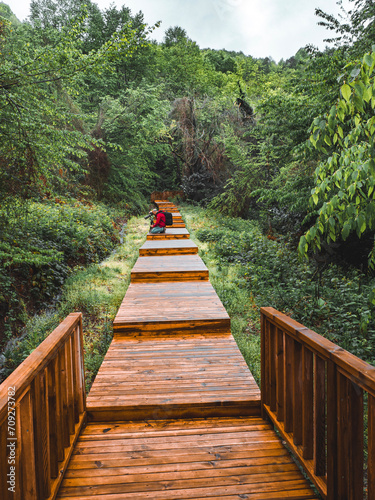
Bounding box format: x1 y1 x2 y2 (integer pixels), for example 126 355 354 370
56 200 319 499
131 255 209 282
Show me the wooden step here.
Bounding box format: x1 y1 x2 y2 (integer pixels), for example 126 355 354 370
153 200 178 205
157 206 177 212
131 255 208 282
113 281 230 335
170 223 186 228
57 416 318 499
147 228 190 240
139 240 198 256
87 334 260 421
156 201 176 207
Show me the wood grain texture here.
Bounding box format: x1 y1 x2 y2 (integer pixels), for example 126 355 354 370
113 281 230 334
139 239 198 256
131 255 208 282
57 417 318 499
0 313 86 500
147 228 190 240
53 199 317 499
86 334 260 421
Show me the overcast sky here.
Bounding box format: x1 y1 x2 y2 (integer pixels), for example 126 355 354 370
8 0 350 61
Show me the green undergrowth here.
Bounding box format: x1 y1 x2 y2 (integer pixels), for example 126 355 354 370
0 199 124 343
1 216 150 390
180 205 262 385
180 203 375 385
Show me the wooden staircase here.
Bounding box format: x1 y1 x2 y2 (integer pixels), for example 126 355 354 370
4 199 375 499
56 200 318 499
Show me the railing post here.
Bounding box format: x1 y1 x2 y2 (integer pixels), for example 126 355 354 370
276 327 284 422
260 311 267 419
18 389 37 499
348 380 363 499
284 334 294 433
270 322 277 412
32 370 50 499
326 360 338 499
293 340 303 446
369 394 375 500
302 346 313 459
47 360 58 479
314 355 326 477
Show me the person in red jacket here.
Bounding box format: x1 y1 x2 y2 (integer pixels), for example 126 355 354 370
150 208 166 233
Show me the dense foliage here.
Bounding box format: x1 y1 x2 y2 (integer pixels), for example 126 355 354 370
183 205 375 380
0 0 374 361
0 200 119 341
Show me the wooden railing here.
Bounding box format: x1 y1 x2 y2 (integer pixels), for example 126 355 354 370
261 306 375 500
0 313 86 500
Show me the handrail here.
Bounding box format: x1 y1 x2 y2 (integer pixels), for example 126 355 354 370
261 306 375 500
0 313 86 500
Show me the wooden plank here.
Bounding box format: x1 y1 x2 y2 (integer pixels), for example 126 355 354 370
32 369 51 499
348 379 363 499
170 223 185 227
113 281 230 335
87 334 260 421
276 327 284 422
260 312 266 420
269 322 277 412
57 417 318 499
327 360 338 499
130 255 209 282
66 337 75 436
369 394 375 500
47 359 59 479
54 354 65 463
18 389 37 499
64 457 295 478
284 334 294 433
147 228 190 240
314 355 326 477
60 345 70 449
337 372 350 498
139 240 198 256
293 340 302 446
302 346 313 459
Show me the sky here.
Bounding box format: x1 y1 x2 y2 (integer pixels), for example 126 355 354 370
7 0 350 61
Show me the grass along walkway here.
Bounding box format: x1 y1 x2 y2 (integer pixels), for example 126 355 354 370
180 204 261 386
1 216 150 390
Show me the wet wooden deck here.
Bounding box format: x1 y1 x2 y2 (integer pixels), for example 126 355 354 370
130 254 209 282
86 333 260 422
139 239 198 256
112 281 230 335
57 201 319 499
58 417 317 499
147 227 190 240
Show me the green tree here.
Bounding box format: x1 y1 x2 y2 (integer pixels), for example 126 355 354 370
99 84 171 209
0 5 143 204
315 0 375 57
299 49 375 268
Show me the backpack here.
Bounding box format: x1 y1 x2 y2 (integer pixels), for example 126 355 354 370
161 211 173 226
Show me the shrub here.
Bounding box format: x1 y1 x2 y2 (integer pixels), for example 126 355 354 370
182 203 375 368
0 199 120 343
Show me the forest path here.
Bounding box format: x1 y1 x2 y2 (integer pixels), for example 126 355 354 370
57 200 318 500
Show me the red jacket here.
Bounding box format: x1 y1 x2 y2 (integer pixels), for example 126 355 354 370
152 211 166 228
